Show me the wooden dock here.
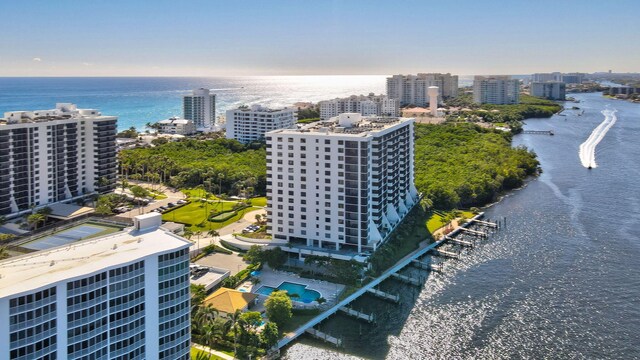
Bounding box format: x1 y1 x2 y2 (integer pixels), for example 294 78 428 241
276 212 489 350
339 307 375 323
459 227 487 237
431 249 460 259
305 328 342 347
411 259 443 272
446 237 474 247
391 272 422 286
470 219 498 228
366 288 401 303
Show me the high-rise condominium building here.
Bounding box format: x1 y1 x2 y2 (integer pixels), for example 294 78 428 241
530 81 566 100
386 73 459 107
473 76 520 104
183 88 216 130
532 72 563 83
561 73 585 84
0 213 192 360
318 93 399 120
226 105 296 144
266 113 418 258
0 103 117 218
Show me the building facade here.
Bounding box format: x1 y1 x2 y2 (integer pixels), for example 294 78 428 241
531 72 563 83
473 76 520 104
561 73 585 84
266 113 418 257
183 88 216 130
386 73 459 107
318 93 399 120
0 103 117 218
0 214 192 360
530 81 566 100
226 105 296 143
156 117 196 135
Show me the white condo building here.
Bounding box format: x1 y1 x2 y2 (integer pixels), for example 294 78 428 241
156 117 196 135
318 93 399 120
386 73 459 107
473 76 520 104
0 213 192 360
530 81 566 100
0 103 117 218
532 72 563 83
183 88 216 131
266 113 419 257
226 105 296 144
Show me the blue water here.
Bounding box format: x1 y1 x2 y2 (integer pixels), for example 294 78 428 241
0 76 387 131
256 282 321 303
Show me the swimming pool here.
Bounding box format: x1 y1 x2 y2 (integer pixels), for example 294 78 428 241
255 281 321 303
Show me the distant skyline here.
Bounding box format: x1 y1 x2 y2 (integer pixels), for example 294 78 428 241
1 0 639 77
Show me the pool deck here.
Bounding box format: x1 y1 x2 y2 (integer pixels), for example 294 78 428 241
248 267 345 307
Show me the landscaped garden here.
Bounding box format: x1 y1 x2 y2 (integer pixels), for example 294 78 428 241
162 199 259 232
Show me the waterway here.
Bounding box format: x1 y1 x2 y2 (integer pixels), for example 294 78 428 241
283 92 640 359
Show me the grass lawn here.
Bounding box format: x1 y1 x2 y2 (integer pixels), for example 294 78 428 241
162 201 259 232
280 314 318 335
426 210 476 234
190 347 225 360
182 188 221 201
250 197 267 207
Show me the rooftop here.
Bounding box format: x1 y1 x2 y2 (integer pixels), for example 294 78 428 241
157 117 192 125
203 287 258 314
270 113 413 137
1 103 115 125
0 223 191 298
230 104 293 113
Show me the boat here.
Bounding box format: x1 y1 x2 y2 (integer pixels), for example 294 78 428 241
588 166 592 170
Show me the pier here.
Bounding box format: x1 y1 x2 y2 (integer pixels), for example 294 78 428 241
411 259 443 272
305 328 342 347
366 288 401 303
339 307 376 323
390 272 422 286
430 249 460 259
470 219 498 228
446 237 474 248
459 227 487 237
522 130 554 135
277 212 490 350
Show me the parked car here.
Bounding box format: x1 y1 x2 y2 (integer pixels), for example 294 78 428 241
176 200 186 204
167 202 176 207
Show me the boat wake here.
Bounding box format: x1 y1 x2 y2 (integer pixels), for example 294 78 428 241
578 109 617 168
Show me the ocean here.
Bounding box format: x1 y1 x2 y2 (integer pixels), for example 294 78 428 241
0 76 478 132
1 78 637 359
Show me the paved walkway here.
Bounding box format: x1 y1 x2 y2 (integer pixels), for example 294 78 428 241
192 343 234 360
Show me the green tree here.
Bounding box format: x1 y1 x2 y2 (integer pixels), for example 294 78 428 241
260 321 279 349
243 245 264 265
0 246 8 260
264 290 292 327
26 213 46 230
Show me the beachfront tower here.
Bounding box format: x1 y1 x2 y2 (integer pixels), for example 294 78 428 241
428 86 439 116
183 88 216 131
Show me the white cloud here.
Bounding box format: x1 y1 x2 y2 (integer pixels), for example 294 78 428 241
32 57 42 62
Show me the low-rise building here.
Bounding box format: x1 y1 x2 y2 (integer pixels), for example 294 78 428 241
156 117 196 135
203 288 258 318
530 81 566 100
226 105 296 143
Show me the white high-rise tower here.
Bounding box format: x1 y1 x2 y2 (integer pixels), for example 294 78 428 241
183 88 216 131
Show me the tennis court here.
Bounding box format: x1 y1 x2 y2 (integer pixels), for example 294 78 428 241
22 223 123 251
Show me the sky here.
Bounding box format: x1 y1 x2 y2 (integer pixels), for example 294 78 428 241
0 0 639 76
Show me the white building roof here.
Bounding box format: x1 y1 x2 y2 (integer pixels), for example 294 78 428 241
270 114 413 137
0 226 191 298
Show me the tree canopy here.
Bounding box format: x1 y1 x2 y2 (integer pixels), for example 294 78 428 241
264 290 292 327
414 123 539 209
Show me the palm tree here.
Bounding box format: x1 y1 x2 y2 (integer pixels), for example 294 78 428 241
183 228 194 241
225 309 243 356
207 229 219 243
195 304 219 329
27 213 46 230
